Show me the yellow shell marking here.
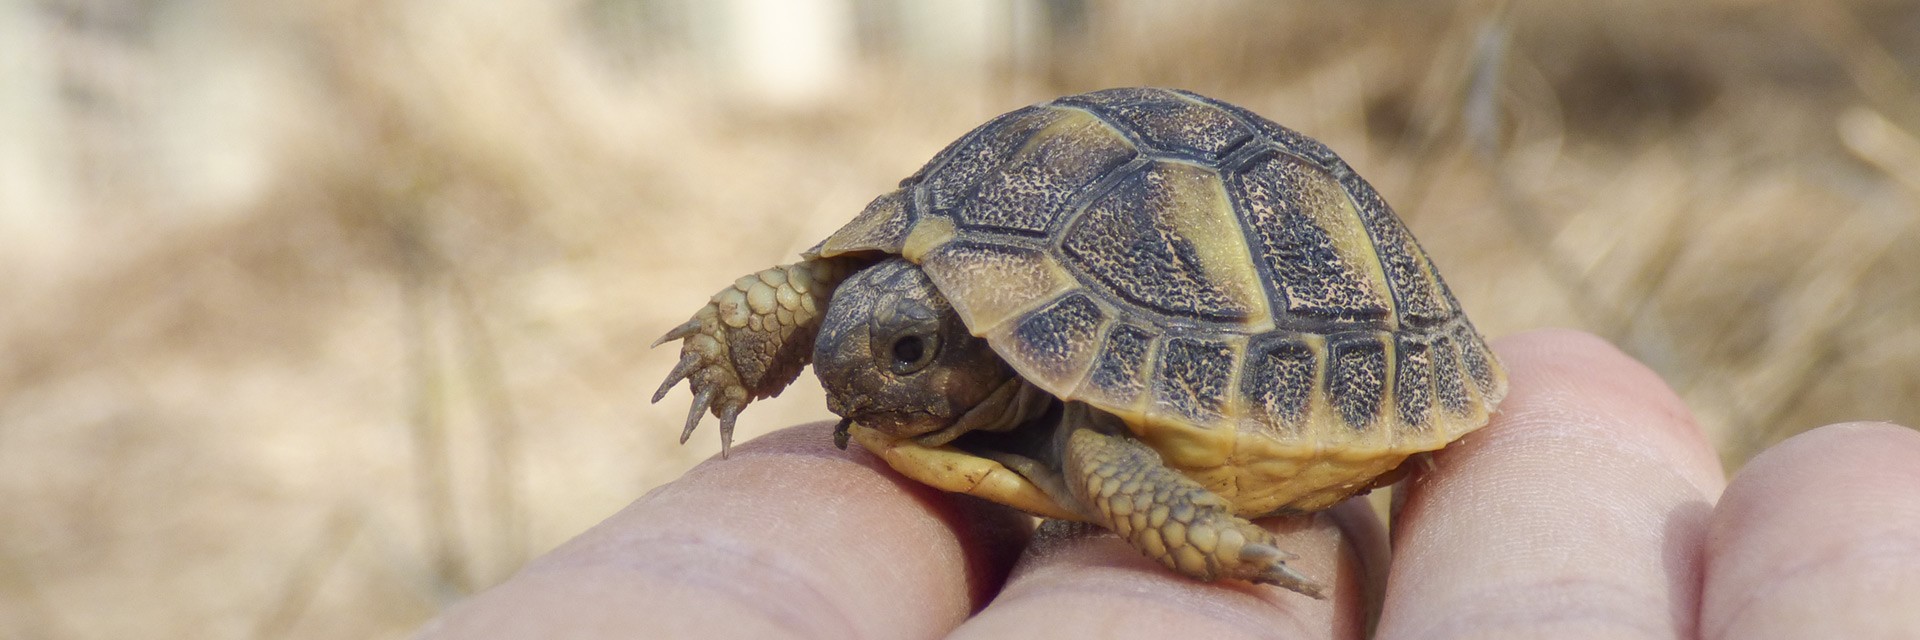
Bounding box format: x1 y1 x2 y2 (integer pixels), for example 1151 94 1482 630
1152 162 1273 331
1274 154 1398 325
921 242 1080 336
900 215 956 262
814 189 913 258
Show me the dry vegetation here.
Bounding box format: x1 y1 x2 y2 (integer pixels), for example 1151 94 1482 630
1 0 1916 637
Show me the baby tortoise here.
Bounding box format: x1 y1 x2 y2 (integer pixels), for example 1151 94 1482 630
654 87 1507 598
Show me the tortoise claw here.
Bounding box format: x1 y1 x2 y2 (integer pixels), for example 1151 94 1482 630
681 387 716 444
653 352 701 403
652 318 702 348
717 402 744 458
653 261 845 458
1244 544 1325 599
654 308 750 456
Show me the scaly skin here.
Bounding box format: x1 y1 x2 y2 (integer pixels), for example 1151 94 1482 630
1063 428 1327 598
653 258 861 456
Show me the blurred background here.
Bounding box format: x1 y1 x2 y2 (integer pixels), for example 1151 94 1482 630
2 0 1917 637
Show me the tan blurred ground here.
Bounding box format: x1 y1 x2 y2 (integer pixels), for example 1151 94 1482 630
2 0 1917 637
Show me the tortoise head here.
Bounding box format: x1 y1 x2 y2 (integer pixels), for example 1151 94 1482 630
814 258 1047 447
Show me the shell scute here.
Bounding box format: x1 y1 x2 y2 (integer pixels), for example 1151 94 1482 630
1060 161 1267 325
1393 334 1435 432
1149 335 1238 425
1338 172 1451 327
1006 292 1109 390
957 110 1136 235
1068 88 1255 161
1431 333 1473 416
1085 322 1155 408
812 189 913 258
1239 335 1318 438
1230 152 1394 325
920 240 1076 334
1457 323 1501 397
1326 333 1389 432
922 106 1062 213
1205 96 1347 172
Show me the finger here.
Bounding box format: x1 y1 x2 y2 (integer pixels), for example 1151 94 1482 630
1377 329 1726 638
950 499 1384 640
418 422 1033 639
1702 422 1920 638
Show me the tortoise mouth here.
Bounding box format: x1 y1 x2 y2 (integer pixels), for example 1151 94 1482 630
843 397 1066 474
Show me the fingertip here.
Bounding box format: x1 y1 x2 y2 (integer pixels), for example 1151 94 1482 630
1492 328 1661 396
1325 497 1390 631
426 422 1032 639
1492 329 1705 448
1493 327 1623 360
954 506 1372 640
1710 420 1920 530
1379 329 1720 638
1704 421 1920 638
1745 420 1920 468
1708 420 1920 547
1474 328 1720 490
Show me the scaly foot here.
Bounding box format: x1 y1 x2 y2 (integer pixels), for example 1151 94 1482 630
653 259 857 456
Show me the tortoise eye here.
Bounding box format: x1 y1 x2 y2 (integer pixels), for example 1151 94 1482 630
888 332 940 375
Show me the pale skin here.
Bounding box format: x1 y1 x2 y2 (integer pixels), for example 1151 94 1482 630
419 329 1920 639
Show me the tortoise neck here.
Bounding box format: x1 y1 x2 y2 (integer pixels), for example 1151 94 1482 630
913 377 1051 447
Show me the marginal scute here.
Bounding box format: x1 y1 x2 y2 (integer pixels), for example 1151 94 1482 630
1061 161 1268 324
1431 333 1472 416
959 109 1135 235
1150 335 1237 424
1239 335 1318 437
919 240 1076 334
1232 153 1393 324
1007 292 1109 390
1328 333 1388 431
1086 322 1155 408
813 189 913 257
1457 324 1500 397
1069 88 1254 160
900 215 957 262
1393 334 1434 431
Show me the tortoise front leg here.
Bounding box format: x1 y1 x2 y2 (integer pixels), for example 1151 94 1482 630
653 257 862 456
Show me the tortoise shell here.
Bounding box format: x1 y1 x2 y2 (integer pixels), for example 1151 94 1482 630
811 87 1507 519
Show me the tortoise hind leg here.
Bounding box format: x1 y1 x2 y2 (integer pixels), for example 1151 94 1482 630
1055 413 1326 598
652 257 861 456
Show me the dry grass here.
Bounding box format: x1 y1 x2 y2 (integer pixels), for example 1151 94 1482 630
1 0 1916 637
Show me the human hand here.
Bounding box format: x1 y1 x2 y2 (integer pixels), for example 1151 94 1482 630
418 329 1920 638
